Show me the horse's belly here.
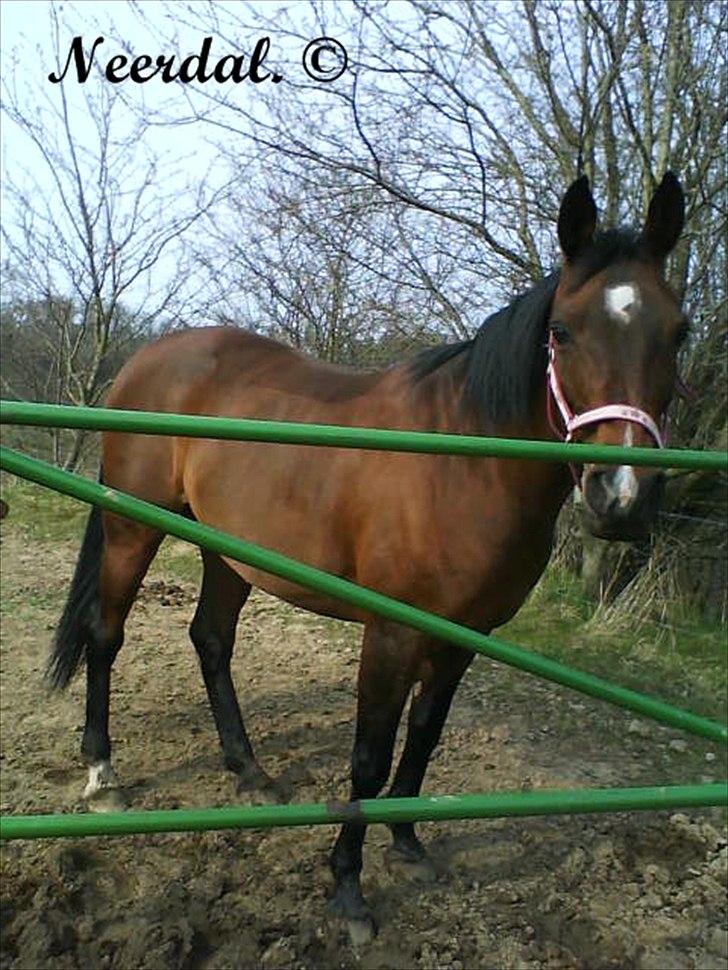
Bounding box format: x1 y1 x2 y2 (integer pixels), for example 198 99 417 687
223 560 366 622
185 443 554 632
182 437 367 618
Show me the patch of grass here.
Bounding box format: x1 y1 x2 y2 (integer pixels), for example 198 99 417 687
153 540 201 586
0 478 88 543
496 566 727 724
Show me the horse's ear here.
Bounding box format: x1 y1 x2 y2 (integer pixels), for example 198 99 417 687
641 172 685 263
558 176 597 262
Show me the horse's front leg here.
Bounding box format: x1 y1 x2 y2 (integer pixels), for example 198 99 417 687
385 647 473 880
329 621 415 945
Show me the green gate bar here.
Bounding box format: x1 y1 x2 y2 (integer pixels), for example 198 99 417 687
1 446 725 744
2 400 727 471
2 784 726 841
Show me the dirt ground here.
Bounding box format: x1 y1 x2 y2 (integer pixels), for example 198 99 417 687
1 526 726 970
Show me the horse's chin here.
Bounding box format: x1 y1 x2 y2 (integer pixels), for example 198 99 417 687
581 511 653 543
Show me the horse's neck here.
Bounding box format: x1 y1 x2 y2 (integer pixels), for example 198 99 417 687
423 354 573 515
510 398 575 518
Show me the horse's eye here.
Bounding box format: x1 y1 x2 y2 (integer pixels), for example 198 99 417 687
550 323 571 345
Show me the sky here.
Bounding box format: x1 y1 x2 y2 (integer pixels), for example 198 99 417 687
0 0 307 314
0 0 425 201
1 3 204 311
1 1 231 201
1 0 257 136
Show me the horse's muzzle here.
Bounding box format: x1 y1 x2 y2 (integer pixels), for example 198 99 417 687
580 465 665 540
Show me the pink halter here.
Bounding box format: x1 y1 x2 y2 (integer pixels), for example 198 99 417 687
546 334 666 484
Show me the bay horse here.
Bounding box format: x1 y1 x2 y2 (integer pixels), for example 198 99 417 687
50 174 687 942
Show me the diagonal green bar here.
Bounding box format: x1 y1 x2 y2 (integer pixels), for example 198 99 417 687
2 446 725 745
2 400 726 471
1 784 726 841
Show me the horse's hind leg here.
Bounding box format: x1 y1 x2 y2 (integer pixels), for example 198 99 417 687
189 550 278 801
83 515 163 811
385 649 473 879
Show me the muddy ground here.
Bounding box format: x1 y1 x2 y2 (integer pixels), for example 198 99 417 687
1 525 726 970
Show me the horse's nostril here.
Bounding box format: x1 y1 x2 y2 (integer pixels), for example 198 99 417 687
583 468 666 526
584 466 641 518
584 469 617 516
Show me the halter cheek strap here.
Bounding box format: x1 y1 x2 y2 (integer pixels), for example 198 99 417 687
546 335 666 485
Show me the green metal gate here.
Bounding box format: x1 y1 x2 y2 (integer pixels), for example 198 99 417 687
1 400 726 841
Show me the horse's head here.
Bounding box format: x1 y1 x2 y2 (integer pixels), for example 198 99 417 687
549 173 687 540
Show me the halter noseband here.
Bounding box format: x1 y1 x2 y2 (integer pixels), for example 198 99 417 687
546 334 665 485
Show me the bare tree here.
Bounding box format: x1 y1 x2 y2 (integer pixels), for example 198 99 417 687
196 162 475 363
1 5 224 468
143 1 724 339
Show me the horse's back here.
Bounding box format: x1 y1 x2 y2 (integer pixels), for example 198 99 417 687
108 327 379 411
103 326 384 485
102 327 398 615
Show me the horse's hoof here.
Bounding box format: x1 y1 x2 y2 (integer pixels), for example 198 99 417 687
85 787 127 813
235 768 288 805
328 897 377 946
385 845 438 883
346 916 377 947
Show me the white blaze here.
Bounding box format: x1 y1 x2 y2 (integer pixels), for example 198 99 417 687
614 425 638 508
605 283 640 326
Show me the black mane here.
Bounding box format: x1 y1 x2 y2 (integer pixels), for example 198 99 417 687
409 271 559 429
409 229 646 429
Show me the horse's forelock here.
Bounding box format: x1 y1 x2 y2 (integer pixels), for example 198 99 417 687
564 229 643 291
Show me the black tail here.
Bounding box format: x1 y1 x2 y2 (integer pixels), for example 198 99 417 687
47 498 104 690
